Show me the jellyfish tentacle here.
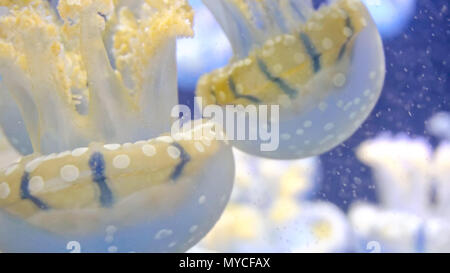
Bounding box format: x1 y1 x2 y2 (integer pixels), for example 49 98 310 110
203 0 258 59
0 0 195 154
0 62 40 153
203 0 314 59
109 0 194 138
139 39 180 137
0 83 34 155
0 3 93 153
79 5 139 142
280 0 314 28
20 29 89 153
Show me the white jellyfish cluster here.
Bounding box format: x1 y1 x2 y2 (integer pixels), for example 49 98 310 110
350 129 450 252
191 149 353 253
190 112 450 253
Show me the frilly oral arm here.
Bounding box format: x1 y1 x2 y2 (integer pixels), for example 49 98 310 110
0 0 194 154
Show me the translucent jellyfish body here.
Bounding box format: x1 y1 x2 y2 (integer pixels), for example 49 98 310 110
0 0 234 252
196 0 386 159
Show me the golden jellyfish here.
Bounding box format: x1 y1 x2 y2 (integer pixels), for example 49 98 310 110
0 0 234 252
196 0 386 159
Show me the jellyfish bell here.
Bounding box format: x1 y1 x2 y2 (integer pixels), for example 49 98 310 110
0 122 235 253
0 0 234 252
196 0 386 159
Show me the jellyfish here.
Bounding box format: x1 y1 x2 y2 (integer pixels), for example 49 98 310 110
350 134 450 252
196 0 386 159
0 0 235 252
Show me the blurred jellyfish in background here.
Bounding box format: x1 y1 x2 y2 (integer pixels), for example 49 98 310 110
191 149 354 252
274 201 353 253
361 0 417 39
191 109 450 253
349 113 450 252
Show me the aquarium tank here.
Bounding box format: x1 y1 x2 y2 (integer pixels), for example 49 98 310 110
0 0 447 253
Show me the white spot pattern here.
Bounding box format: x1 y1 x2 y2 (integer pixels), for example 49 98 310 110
113 155 131 169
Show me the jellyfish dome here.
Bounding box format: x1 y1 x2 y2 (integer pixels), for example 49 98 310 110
0 0 234 252
196 0 386 159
